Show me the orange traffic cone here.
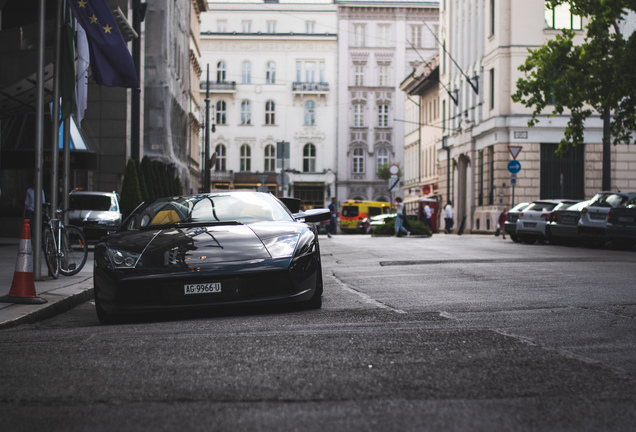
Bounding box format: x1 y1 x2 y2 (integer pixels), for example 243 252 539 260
0 220 47 304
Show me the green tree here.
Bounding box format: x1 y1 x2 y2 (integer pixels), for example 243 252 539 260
141 156 155 200
135 159 149 202
511 0 636 190
120 158 142 216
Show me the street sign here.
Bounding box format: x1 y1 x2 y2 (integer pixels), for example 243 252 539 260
508 145 523 160
510 175 517 186
388 175 399 191
276 141 290 159
508 160 521 174
388 164 400 176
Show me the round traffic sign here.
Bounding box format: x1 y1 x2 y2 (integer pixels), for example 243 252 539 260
388 164 400 176
507 160 521 174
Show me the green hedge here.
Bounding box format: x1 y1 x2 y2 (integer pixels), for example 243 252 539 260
371 217 431 236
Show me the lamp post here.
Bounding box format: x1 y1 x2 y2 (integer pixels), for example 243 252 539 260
204 65 211 193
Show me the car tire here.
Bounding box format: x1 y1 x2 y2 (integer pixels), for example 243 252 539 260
303 265 323 310
521 236 537 245
95 293 120 325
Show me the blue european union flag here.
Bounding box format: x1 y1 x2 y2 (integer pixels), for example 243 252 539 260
66 0 139 89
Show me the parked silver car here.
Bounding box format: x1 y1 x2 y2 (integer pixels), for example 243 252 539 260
578 191 636 247
546 200 591 245
68 190 122 242
503 202 530 242
516 199 580 244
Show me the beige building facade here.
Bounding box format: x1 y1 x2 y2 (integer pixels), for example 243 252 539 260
436 0 636 234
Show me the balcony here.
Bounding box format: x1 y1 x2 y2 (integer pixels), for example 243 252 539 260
292 82 330 98
199 81 237 93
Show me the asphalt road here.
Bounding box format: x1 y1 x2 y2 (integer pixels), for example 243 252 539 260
1 234 635 432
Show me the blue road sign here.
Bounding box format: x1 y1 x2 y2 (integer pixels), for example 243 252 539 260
508 160 521 174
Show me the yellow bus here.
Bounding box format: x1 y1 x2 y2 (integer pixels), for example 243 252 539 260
339 200 392 233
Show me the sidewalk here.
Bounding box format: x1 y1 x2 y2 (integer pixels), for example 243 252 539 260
0 238 94 329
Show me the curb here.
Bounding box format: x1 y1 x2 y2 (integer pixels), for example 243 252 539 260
0 287 94 330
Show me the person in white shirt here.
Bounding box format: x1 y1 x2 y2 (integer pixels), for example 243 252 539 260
393 197 410 237
443 201 453 234
422 202 433 232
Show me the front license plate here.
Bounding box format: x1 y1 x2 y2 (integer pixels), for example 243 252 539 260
184 282 221 295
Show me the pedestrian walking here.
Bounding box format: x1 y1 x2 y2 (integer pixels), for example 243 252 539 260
497 207 508 239
422 202 433 232
443 201 454 234
393 197 410 237
328 197 337 238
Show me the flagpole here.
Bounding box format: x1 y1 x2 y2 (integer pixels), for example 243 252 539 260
50 0 63 216
34 0 47 281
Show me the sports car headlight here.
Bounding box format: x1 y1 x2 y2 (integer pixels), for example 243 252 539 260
262 234 300 259
106 247 141 269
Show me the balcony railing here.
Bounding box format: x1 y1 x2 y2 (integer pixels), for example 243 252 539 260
292 82 330 93
199 81 237 93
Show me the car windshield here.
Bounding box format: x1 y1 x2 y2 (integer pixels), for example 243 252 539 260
526 202 558 212
589 192 622 207
565 200 590 211
70 195 116 211
126 192 293 230
510 202 530 212
341 206 359 217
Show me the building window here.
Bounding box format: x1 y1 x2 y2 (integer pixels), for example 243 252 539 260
305 62 316 83
378 65 389 86
540 144 584 199
354 65 364 86
378 24 391 47
545 2 582 30
304 101 316 126
319 62 325 83
265 101 275 125
354 104 364 127
411 25 422 48
266 62 276 84
241 20 252 33
215 100 226 125
303 143 316 173
489 68 495 110
240 144 251 171
267 21 276 33
214 144 227 172
241 61 251 84
352 148 365 174
354 24 366 47
306 21 315 34
264 144 276 171
378 105 389 127
376 147 389 171
241 100 251 125
216 61 226 82
297 61 324 83
217 20 227 33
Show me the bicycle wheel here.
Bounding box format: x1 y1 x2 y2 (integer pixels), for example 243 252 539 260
43 226 60 279
59 225 88 276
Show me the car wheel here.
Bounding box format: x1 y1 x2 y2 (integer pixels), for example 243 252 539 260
95 293 120 325
521 236 537 245
303 265 323 310
510 235 521 243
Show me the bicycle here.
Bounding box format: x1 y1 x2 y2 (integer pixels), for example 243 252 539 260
42 204 88 278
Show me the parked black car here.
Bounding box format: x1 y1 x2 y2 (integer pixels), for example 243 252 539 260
606 197 636 248
93 191 330 324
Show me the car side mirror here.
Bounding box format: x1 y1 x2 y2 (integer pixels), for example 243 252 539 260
293 208 331 223
279 197 301 213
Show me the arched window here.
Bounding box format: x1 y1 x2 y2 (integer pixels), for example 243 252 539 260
266 62 276 84
303 143 316 173
241 61 251 84
304 101 315 126
376 147 389 171
265 101 275 125
216 61 226 82
352 148 365 174
264 144 276 172
241 100 251 125
214 144 227 172
215 100 226 125
240 144 251 172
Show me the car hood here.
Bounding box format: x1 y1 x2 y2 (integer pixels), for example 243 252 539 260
102 222 307 266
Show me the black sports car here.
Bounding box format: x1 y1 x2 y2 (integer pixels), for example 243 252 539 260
93 191 330 324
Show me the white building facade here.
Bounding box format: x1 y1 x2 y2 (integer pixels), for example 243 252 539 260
438 0 636 234
335 1 439 204
200 0 338 208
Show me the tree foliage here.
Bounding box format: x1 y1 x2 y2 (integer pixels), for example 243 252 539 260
376 163 402 180
511 0 636 154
